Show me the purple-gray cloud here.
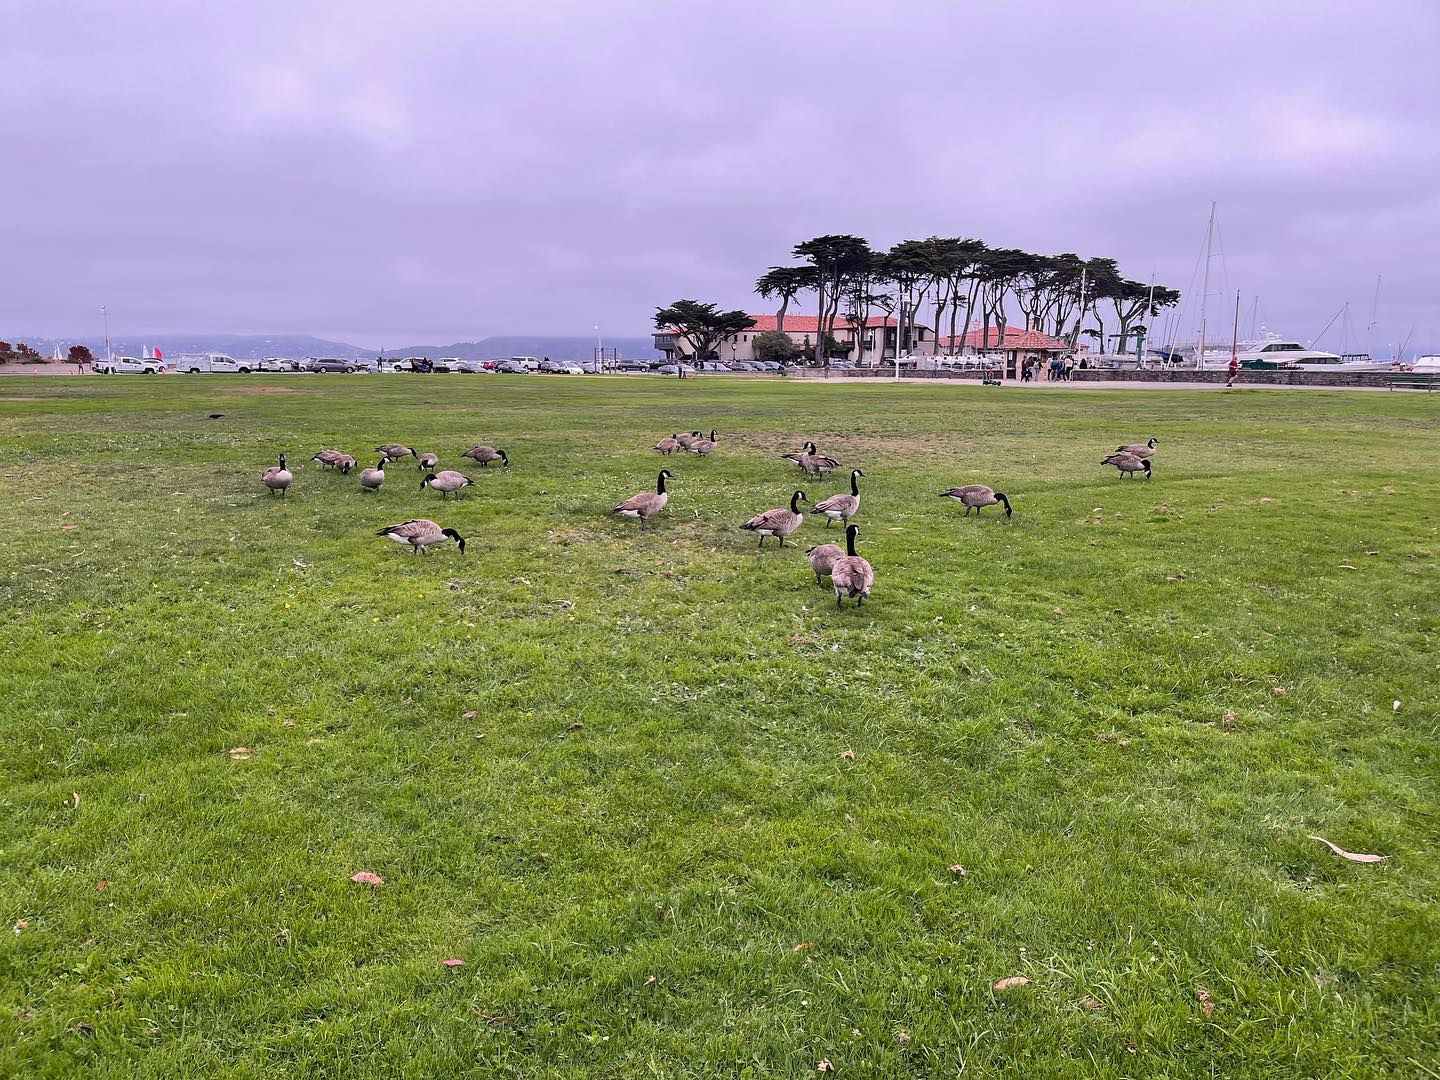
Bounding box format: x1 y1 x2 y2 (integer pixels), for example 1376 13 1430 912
5 0 1438 354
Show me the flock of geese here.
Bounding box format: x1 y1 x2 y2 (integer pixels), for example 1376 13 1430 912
259 433 1160 609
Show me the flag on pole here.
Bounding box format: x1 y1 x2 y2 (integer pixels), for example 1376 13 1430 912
155 346 163 360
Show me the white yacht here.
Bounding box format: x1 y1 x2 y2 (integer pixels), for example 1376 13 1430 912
1198 335 1389 371
1410 355 1440 373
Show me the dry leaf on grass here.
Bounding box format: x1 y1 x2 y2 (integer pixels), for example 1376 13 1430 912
896 1030 911 1045
70 1021 96 1037
95 880 108 893
67 792 80 809
1222 710 1236 727
643 975 657 987
993 976 1030 992
13 919 28 934
1271 687 1287 697
947 865 967 877
1079 995 1104 1012
566 721 584 732
462 710 477 720
793 942 814 953
227 747 253 760
817 1060 835 1074
1308 835 1388 863
1392 700 1401 712
472 1011 513 1024
1195 986 1215 1017
349 871 384 886
839 748 855 760
441 957 464 967
61 524 78 530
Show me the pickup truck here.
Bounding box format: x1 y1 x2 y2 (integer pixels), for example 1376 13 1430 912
93 356 167 375
176 353 255 374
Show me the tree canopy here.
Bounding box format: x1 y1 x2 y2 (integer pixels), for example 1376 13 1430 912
655 300 755 362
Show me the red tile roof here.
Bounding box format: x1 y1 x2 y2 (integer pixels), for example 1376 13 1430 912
938 327 1069 351
656 314 896 337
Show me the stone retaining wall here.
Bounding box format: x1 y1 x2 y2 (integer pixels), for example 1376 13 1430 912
792 367 1396 389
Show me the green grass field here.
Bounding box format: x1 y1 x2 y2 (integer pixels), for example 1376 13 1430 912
2 375 1437 1078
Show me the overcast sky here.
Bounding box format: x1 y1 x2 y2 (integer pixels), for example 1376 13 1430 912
6 0 1438 353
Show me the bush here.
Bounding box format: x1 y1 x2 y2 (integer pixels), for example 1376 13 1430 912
752 331 799 365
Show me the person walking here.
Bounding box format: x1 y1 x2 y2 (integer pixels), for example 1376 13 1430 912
1226 356 1239 388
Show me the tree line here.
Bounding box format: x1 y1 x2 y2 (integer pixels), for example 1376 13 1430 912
0 341 93 364
657 236 1179 366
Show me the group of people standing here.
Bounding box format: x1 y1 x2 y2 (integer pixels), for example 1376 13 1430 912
1021 355 1078 382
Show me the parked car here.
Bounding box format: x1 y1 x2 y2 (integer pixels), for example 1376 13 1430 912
496 360 528 373
258 356 302 373
509 355 541 371
555 362 585 375
306 357 356 373
614 358 650 372
450 359 489 373
93 355 166 375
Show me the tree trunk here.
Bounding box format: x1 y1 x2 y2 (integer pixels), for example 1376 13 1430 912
776 294 790 334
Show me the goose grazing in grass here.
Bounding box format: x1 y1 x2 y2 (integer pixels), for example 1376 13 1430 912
417 452 439 470
653 434 681 455
332 453 356 475
806 541 843 585
811 469 863 526
312 449 343 469
741 489 807 548
1116 437 1158 458
262 453 292 496
376 444 415 463
358 458 386 491
421 470 473 498
674 431 704 450
376 519 466 556
612 470 671 527
830 524 873 608
687 430 719 456
796 445 839 477
462 445 509 467
939 484 1012 517
1101 452 1152 479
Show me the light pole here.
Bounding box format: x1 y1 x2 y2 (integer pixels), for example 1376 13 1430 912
101 304 110 362
594 324 602 370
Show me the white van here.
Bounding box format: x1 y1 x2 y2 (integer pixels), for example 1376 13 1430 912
510 355 541 371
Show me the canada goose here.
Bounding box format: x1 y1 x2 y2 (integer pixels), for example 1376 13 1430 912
782 441 817 468
207 413 224 419
376 444 415 462
795 444 839 477
939 484 1012 517
312 449 342 469
376 519 466 555
653 434 681 455
462 445 509 467
1116 437 1158 458
806 542 843 585
687 430 719 456
333 454 356 475
741 490 807 547
1101 453 1152 479
421 470 473 498
262 453 292 496
417 452 439 470
613 470 671 527
358 458 386 491
811 469 863 526
830 524 874 607
674 431 704 450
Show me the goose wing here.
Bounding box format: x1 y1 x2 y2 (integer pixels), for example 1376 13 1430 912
614 491 661 514
811 493 856 514
377 519 439 539
742 507 793 531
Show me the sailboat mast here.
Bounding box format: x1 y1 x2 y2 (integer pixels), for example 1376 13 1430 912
1231 290 1240 361
1197 201 1215 369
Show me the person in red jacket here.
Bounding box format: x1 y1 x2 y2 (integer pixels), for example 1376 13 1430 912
1226 356 1239 387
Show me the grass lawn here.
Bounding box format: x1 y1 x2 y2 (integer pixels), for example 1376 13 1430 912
1 375 1437 1078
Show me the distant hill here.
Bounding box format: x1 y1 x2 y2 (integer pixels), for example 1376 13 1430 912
386 336 658 362
4 332 659 362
